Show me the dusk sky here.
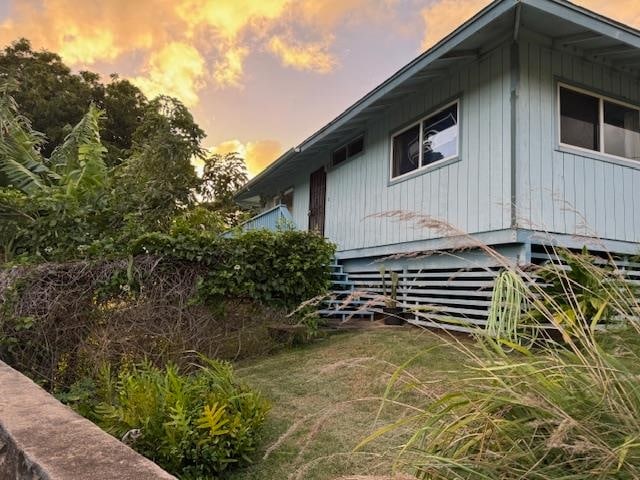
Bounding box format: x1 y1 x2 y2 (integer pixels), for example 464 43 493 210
1 0 639 176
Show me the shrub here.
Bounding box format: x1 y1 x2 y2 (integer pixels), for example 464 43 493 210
69 359 270 479
133 229 336 308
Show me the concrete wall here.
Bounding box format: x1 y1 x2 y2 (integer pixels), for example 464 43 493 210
0 361 175 480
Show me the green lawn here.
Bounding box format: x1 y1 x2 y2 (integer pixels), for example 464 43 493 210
229 326 473 480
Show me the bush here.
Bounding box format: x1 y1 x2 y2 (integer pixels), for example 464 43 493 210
132 229 336 308
64 359 269 479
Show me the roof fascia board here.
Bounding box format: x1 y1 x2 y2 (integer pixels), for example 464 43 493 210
235 148 296 199
522 0 640 48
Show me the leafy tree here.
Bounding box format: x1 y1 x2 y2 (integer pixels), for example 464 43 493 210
115 96 205 234
200 152 249 226
0 38 146 166
0 80 111 261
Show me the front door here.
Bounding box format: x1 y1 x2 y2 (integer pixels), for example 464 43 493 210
308 167 326 236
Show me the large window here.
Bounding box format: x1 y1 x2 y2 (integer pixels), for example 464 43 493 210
559 84 640 162
391 100 459 179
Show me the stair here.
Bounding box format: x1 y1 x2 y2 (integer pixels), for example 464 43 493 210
319 261 376 322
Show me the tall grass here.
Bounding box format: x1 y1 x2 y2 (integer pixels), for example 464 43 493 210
360 245 640 479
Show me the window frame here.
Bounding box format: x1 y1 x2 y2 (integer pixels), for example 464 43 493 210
557 82 640 165
331 133 366 168
389 99 460 182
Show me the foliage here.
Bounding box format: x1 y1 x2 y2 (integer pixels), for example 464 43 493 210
133 229 336 308
367 326 640 479
49 104 108 196
170 205 227 236
0 76 234 263
527 247 631 336
0 38 148 166
485 269 528 345
362 247 640 479
111 95 205 235
0 230 334 388
0 86 112 261
0 80 58 193
200 152 249 227
67 359 269 478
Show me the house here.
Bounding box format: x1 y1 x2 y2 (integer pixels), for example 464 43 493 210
234 0 640 331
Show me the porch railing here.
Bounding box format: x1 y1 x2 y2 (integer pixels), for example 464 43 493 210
223 204 296 237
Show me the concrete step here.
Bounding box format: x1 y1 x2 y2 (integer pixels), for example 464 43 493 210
323 299 385 307
318 309 375 319
330 272 348 280
330 280 354 287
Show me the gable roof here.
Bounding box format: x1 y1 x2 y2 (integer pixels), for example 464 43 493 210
236 0 640 203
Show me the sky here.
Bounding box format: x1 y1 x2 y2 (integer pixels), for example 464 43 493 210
1 0 639 176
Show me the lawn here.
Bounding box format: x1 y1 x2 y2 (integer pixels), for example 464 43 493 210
229 326 474 480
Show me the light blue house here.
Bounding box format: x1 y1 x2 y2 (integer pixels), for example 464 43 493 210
235 0 640 330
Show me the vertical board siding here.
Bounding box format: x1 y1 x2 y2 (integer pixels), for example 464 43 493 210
291 175 310 231
517 39 640 243
308 43 513 252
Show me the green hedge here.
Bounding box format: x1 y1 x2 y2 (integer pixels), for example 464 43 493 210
132 229 336 308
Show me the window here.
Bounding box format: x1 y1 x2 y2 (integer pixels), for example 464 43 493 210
332 135 365 166
559 84 640 162
604 102 640 160
391 100 459 179
560 87 599 151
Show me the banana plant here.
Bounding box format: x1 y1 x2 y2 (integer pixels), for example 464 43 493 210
0 81 107 197
0 81 59 193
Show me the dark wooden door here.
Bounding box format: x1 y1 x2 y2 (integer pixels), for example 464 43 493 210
308 167 326 236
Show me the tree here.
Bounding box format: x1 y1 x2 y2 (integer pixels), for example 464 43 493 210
200 152 249 226
115 96 205 233
0 39 147 166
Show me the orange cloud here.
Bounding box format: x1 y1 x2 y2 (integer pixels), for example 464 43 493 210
212 46 249 88
131 42 206 107
0 0 172 65
209 139 283 177
0 0 397 106
268 34 336 73
176 0 289 40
